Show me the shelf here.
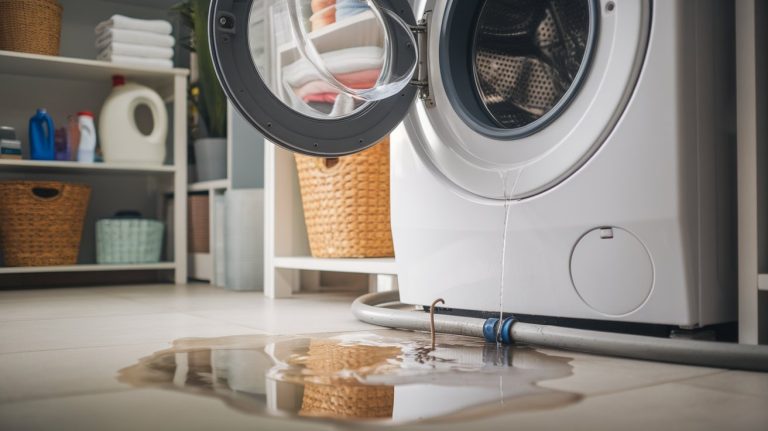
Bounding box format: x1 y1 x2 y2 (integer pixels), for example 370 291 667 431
188 179 230 192
0 159 176 174
0 50 188 87
278 10 381 63
0 262 176 275
272 256 397 274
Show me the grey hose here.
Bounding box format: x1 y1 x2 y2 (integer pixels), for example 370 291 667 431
352 291 768 372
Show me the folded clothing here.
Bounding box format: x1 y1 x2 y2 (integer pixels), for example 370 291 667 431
282 46 384 88
292 71 380 98
96 28 175 49
98 42 173 60
96 14 173 35
336 0 369 19
97 54 174 69
311 0 336 12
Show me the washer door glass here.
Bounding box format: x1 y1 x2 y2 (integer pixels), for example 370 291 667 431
210 0 418 156
473 0 593 133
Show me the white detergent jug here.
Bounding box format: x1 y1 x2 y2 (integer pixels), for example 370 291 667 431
99 75 167 165
76 111 96 163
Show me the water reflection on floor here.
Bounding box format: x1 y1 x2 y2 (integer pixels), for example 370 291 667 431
118 331 581 426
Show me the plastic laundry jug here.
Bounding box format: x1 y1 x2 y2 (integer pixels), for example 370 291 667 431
29 108 55 161
76 111 97 163
98 75 167 165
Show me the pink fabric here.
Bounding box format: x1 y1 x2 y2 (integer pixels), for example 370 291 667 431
303 93 340 103
333 68 381 85
292 70 381 103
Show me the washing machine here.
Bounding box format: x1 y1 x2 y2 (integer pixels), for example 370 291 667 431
210 0 736 327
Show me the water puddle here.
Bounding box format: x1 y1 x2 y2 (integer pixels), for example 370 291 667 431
118 331 581 426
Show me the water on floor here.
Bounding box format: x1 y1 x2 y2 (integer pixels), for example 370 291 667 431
118 331 581 426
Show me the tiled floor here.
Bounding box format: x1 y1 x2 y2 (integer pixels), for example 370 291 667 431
0 283 766 431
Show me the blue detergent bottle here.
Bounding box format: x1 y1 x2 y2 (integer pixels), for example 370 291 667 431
29 108 55 161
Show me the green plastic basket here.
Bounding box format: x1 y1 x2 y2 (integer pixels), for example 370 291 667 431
96 218 164 264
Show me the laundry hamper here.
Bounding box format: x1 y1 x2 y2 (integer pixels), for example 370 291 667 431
0 181 90 266
294 137 394 258
0 0 63 56
96 212 164 264
297 339 398 419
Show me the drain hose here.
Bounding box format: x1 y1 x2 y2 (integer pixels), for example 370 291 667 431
352 291 768 372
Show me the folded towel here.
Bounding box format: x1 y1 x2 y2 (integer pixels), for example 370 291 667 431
97 54 174 69
282 46 384 87
98 42 174 60
96 28 175 49
96 14 173 35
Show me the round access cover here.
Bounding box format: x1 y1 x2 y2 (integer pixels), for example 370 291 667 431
570 227 654 316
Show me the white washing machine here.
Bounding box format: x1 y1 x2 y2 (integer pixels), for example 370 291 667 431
210 0 736 327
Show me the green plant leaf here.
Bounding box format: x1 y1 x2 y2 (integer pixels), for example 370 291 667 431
174 0 227 138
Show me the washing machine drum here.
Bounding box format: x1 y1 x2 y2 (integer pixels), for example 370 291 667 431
210 0 647 198
473 0 591 130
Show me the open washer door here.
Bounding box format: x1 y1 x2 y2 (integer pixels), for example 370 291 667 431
211 0 649 198
210 0 418 157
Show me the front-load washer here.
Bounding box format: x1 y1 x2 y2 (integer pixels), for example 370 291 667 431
210 0 736 327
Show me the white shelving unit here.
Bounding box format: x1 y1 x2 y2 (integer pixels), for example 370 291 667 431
0 50 188 283
0 263 176 275
186 105 234 282
263 143 398 298
735 0 768 344
261 10 395 297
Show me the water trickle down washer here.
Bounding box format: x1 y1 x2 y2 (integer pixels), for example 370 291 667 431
210 0 736 329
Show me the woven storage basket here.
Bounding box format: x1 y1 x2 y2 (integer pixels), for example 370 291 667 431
299 340 398 419
0 181 90 266
188 195 209 253
0 0 63 56
96 218 164 264
294 137 393 258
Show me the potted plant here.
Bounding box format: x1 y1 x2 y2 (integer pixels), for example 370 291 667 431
174 0 227 182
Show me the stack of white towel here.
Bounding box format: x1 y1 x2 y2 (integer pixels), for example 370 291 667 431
95 15 175 69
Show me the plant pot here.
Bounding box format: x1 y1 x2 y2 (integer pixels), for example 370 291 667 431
194 138 227 182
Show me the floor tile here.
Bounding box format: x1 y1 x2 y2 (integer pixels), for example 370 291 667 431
0 312 262 354
678 370 768 399
0 294 166 321
0 389 337 431
185 292 377 334
536 348 721 395
0 343 167 403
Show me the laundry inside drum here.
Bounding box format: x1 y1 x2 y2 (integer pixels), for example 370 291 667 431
472 0 593 130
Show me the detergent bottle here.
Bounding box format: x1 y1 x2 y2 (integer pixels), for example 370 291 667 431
76 111 97 163
99 75 168 165
29 109 55 161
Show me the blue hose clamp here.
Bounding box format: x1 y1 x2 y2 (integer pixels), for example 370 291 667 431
483 318 499 343
500 316 517 344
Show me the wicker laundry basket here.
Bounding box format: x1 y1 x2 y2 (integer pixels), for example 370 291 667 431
298 339 399 419
0 181 91 266
0 0 63 56
294 137 394 258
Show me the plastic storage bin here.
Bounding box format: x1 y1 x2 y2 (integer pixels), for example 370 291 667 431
96 213 164 264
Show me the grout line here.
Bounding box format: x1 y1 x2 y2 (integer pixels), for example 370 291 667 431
0 388 134 406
